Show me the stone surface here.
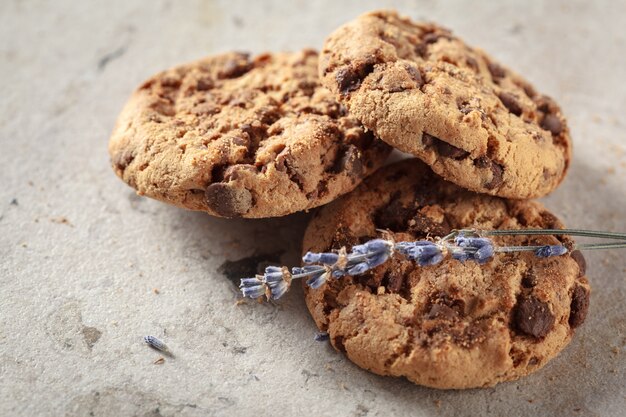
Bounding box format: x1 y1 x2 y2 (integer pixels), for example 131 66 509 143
0 1 625 416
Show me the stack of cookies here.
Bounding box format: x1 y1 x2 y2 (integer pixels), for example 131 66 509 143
109 10 589 389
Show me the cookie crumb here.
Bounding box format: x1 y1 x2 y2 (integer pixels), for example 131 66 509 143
50 216 73 226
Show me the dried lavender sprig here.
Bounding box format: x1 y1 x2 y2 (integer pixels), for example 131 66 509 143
239 228 625 300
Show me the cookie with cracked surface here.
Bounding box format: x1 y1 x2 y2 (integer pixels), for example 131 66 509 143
319 10 571 199
303 159 589 389
109 50 391 218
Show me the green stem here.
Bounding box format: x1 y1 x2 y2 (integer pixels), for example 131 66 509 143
479 228 626 240
575 242 626 250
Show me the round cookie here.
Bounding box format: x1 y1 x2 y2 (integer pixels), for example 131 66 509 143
303 159 590 389
319 10 571 199
109 50 391 218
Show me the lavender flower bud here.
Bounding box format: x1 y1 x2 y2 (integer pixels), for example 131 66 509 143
263 266 283 282
474 244 494 264
144 336 169 352
419 250 444 266
332 269 345 278
455 236 492 249
239 276 266 299
302 252 339 265
314 332 330 342
267 280 289 299
535 245 568 258
350 243 368 255
347 262 370 275
306 270 330 289
396 241 443 266
261 266 291 299
451 250 470 262
363 239 392 253
366 251 391 269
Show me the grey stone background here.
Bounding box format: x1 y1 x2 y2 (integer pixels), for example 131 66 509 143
1 0 625 416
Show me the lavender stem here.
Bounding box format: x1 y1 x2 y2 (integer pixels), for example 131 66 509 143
479 228 626 240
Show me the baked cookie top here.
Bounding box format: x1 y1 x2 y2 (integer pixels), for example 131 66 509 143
109 50 390 218
319 10 571 199
303 160 589 389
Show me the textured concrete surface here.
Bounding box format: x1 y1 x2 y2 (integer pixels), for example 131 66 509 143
1 1 625 416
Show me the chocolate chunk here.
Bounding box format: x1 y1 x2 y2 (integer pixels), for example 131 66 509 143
276 149 306 191
405 65 423 88
474 156 490 168
423 32 451 44
520 83 536 99
483 160 504 190
218 53 252 79
335 60 376 94
430 292 465 314
437 141 469 159
536 95 556 113
196 78 213 91
414 43 428 57
465 57 479 72
409 211 451 236
240 123 268 143
297 80 317 97
426 304 458 321
335 67 357 93
375 193 415 232
149 97 175 116
160 76 181 88
569 285 590 328
498 92 523 116
541 114 563 135
330 145 363 178
539 211 559 229
569 250 586 277
423 133 469 159
487 62 506 80
513 295 555 338
205 183 252 218
231 136 248 147
383 270 405 293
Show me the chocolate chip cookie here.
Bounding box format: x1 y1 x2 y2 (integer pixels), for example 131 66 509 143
319 10 571 199
303 159 589 389
109 50 391 218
